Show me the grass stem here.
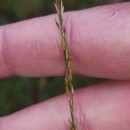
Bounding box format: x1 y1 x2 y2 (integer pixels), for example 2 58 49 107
54 0 76 130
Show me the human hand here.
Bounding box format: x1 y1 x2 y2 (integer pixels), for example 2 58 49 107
0 2 130 130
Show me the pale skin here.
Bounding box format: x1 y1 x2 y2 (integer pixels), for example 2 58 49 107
0 2 130 130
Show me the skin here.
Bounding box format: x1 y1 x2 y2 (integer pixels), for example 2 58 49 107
0 2 130 130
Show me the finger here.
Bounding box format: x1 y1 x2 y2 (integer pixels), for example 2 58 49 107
1 3 130 79
1 80 130 130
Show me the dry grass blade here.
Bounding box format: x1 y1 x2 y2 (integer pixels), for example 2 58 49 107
54 0 76 130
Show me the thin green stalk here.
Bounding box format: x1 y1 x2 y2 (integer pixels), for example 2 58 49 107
54 0 76 130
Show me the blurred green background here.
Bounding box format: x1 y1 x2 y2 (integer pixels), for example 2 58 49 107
0 0 127 116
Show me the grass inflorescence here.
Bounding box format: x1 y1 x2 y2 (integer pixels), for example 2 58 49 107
54 0 76 130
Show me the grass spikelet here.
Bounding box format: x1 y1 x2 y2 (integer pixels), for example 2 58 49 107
54 0 76 130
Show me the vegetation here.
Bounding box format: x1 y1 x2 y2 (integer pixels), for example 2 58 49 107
55 0 76 129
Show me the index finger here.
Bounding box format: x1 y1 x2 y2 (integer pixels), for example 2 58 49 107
1 80 130 130
0 2 130 79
